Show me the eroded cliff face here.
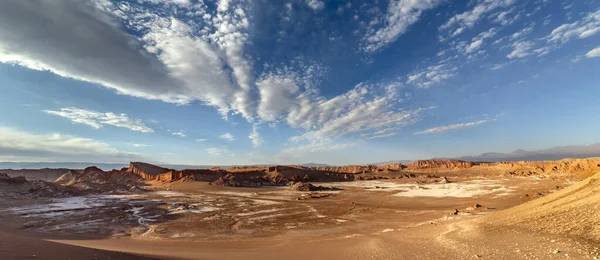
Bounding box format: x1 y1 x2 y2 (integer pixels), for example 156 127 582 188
127 162 173 181
396 158 600 177
405 159 474 170
124 158 600 185
312 165 380 173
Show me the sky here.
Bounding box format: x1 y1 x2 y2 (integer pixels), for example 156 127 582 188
0 0 599 165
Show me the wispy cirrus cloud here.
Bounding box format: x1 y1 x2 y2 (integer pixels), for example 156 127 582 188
440 0 517 38
546 10 600 44
507 40 535 59
248 125 263 148
0 0 434 156
407 62 458 88
44 107 153 133
361 0 445 52
414 120 487 135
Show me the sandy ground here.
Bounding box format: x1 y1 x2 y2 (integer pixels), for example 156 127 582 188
1 174 598 259
0 229 158 259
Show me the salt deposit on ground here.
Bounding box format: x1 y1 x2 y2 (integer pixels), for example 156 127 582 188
237 208 285 216
325 179 514 198
393 182 513 198
168 206 220 215
6 196 113 217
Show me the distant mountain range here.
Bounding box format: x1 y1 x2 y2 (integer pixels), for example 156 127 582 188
457 143 600 162
1 143 598 170
0 162 332 170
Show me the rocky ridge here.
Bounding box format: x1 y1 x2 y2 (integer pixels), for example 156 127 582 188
0 172 76 198
55 166 146 193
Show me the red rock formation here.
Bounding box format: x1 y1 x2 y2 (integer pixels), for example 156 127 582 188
376 163 407 171
312 165 379 173
127 162 186 181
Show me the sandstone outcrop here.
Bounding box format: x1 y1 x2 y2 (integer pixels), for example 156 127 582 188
406 159 474 170
127 162 196 182
312 165 380 174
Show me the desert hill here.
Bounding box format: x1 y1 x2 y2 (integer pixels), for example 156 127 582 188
481 170 600 242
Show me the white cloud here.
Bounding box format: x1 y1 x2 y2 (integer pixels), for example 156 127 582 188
533 46 551 56
493 8 520 26
306 0 325 11
453 27 498 56
440 0 516 38
547 10 600 44
415 120 487 134
507 40 535 59
364 132 397 140
586 47 600 58
172 131 186 137
0 0 437 156
206 147 233 156
465 39 484 54
491 63 505 70
0 1 192 104
256 75 300 121
0 127 139 162
0 0 255 119
362 0 445 52
128 143 149 147
510 24 534 40
195 138 208 142
248 125 263 148
219 133 235 141
288 86 433 142
407 63 458 87
44 107 153 133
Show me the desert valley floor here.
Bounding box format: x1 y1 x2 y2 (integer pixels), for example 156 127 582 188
1 159 599 259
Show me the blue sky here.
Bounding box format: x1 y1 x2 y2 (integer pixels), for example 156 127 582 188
0 0 599 165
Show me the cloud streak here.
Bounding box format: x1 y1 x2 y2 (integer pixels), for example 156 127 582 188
44 107 153 133
586 46 600 58
415 120 487 135
362 0 445 52
0 127 139 162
